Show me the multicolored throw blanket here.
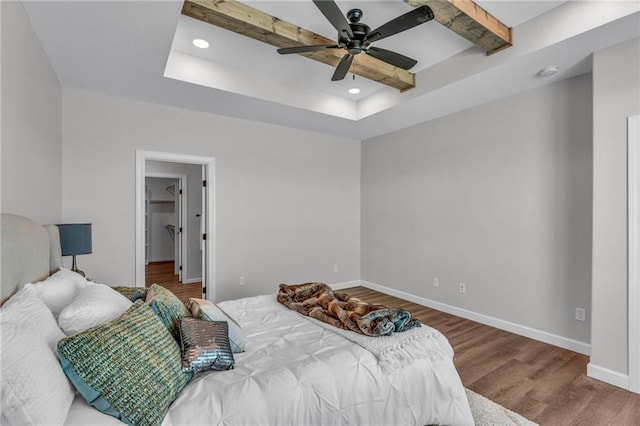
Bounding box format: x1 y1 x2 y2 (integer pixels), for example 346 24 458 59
277 282 420 336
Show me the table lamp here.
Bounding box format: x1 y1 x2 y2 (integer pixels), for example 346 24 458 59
57 223 92 277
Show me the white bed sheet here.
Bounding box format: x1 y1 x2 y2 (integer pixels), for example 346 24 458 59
65 295 473 426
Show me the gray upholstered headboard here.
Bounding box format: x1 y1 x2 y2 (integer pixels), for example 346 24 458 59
1 214 63 303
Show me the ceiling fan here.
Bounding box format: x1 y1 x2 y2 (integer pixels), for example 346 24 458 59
277 0 435 82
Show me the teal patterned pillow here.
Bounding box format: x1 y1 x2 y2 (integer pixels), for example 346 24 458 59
113 286 148 302
57 301 192 426
146 284 190 341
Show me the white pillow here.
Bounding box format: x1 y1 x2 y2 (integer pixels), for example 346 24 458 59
26 268 88 318
58 283 133 335
188 298 246 353
0 287 75 425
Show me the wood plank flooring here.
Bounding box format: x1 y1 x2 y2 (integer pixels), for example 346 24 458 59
145 261 202 301
139 270 639 425
344 286 640 426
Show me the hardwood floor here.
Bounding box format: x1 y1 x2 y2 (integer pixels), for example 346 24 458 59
344 286 640 426
145 261 202 301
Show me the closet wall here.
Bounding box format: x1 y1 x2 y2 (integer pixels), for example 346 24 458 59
146 177 178 263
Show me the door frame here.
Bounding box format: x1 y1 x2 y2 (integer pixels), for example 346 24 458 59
628 115 639 394
135 150 216 301
145 173 187 282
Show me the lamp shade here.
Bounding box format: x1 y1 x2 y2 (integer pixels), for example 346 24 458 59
57 223 92 256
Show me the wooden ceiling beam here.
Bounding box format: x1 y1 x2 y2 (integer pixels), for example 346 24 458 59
182 0 416 92
405 0 512 54
404 0 512 55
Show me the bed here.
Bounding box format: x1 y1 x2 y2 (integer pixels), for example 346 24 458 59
0 213 474 425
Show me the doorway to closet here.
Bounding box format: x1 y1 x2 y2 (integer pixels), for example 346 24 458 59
144 173 201 300
136 151 215 301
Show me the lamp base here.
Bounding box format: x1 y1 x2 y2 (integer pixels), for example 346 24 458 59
71 256 86 277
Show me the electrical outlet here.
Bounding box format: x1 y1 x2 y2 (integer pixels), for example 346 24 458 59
575 308 586 322
433 277 439 288
459 283 466 294
239 276 245 286
333 264 339 273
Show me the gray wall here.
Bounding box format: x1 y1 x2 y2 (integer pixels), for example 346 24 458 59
591 37 640 376
1 1 62 224
61 88 361 301
146 162 202 282
7 0 635 384
362 74 593 345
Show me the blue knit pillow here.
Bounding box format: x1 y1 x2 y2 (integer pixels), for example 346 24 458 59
146 284 191 342
57 301 192 426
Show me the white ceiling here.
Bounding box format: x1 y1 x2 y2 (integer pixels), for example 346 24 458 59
22 0 640 139
172 1 563 100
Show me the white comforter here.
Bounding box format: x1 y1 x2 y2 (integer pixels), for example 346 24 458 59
65 295 474 426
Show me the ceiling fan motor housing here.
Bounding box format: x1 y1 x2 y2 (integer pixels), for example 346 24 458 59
346 24 370 53
342 9 369 54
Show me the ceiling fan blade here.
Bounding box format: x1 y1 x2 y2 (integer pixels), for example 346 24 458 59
331 53 354 81
277 45 340 54
312 0 354 40
366 46 417 70
364 5 434 43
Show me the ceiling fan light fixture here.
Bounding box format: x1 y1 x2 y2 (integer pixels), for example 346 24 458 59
348 87 361 94
537 66 559 77
192 38 210 49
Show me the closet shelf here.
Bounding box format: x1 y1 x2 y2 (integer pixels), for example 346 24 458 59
150 200 175 204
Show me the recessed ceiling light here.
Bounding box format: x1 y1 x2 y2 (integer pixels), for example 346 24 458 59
348 88 361 94
192 38 209 49
537 66 559 77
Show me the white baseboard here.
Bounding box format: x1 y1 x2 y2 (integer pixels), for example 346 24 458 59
149 258 174 263
587 362 630 390
330 280 363 291
358 280 591 356
183 278 202 284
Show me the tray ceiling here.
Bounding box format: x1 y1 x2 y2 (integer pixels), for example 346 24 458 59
21 0 640 138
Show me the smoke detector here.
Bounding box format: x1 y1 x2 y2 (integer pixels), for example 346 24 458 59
537 66 559 77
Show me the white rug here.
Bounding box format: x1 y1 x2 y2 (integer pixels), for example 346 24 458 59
466 389 539 426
